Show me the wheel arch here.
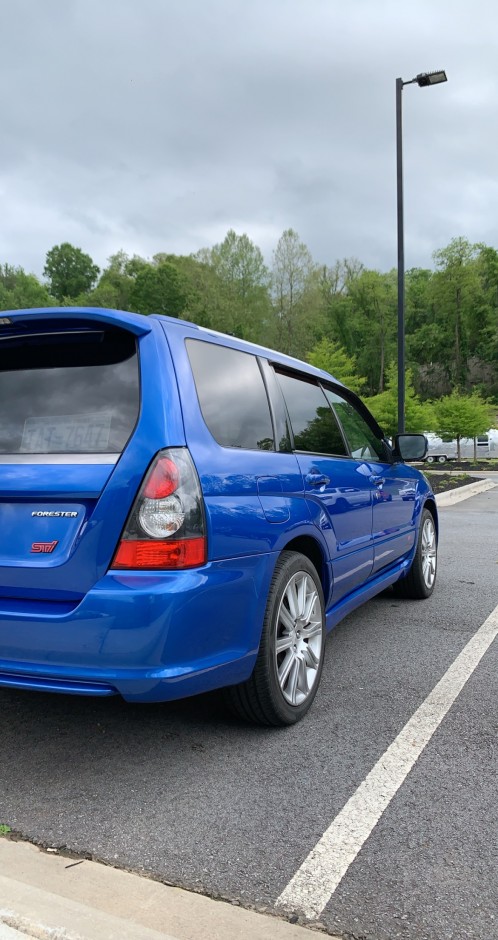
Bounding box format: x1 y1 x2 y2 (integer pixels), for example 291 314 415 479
422 497 439 540
278 534 331 604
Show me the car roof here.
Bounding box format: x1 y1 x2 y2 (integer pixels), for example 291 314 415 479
150 313 346 388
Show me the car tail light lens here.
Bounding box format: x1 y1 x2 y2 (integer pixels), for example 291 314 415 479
111 448 207 570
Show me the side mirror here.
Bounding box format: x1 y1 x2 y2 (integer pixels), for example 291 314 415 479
393 433 428 462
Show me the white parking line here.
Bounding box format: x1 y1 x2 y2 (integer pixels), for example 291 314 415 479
276 602 498 920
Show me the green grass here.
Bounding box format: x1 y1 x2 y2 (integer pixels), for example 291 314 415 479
0 824 11 836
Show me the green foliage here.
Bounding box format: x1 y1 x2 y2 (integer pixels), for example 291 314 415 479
316 259 363 362
307 337 366 393
44 243 100 301
428 238 485 387
2 232 498 409
0 265 54 310
170 255 231 328
365 364 435 439
344 269 397 395
130 261 188 317
85 251 138 309
205 230 269 294
193 230 271 341
270 229 322 356
434 390 494 458
0 824 11 835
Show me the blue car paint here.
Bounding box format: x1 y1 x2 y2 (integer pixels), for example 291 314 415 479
0 307 436 701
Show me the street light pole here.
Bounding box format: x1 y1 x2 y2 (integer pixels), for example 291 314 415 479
395 69 447 435
396 77 405 433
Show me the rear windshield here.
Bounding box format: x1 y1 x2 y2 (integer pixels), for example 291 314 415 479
0 327 139 454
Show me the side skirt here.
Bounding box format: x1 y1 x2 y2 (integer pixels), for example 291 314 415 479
325 557 411 633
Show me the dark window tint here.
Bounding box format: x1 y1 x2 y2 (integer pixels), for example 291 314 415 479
0 327 139 454
276 372 347 455
186 340 274 450
324 389 387 461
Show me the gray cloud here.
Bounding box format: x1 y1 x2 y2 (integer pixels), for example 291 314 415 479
1 0 498 278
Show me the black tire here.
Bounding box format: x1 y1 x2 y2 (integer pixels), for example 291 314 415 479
224 552 326 726
392 508 437 599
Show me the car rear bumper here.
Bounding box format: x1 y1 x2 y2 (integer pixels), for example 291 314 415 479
0 556 273 702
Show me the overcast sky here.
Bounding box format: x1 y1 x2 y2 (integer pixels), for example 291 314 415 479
1 0 498 278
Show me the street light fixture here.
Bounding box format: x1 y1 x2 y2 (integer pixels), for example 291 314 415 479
396 68 447 433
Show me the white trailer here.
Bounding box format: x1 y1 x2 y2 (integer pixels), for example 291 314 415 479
424 429 498 462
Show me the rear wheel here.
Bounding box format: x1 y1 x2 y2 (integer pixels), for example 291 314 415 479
393 508 437 599
225 552 326 726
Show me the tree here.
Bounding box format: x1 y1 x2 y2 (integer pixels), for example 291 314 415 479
194 230 271 341
172 254 240 333
318 258 363 356
205 230 268 294
346 269 397 395
429 238 483 388
434 390 494 459
43 243 100 301
270 229 322 356
130 260 188 317
365 364 435 440
307 337 366 393
474 245 498 395
81 251 151 310
0 264 54 310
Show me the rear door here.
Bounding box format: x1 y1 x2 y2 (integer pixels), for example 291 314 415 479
325 389 419 574
274 369 375 605
0 310 177 602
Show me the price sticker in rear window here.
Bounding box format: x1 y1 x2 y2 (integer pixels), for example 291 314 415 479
21 414 112 453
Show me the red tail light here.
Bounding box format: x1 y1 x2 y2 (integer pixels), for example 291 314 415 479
143 457 179 499
112 538 206 569
110 449 206 570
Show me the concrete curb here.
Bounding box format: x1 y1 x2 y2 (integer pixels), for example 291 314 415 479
0 839 327 940
435 478 498 507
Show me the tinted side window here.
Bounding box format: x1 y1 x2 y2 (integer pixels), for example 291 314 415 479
324 389 387 461
186 340 274 450
276 372 347 455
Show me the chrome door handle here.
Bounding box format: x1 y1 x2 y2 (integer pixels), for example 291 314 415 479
305 473 330 487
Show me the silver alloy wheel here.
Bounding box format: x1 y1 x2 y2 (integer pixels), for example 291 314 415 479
275 571 324 706
421 515 437 589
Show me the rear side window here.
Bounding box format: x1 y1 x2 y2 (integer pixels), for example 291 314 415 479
0 327 139 454
186 340 274 450
276 371 348 456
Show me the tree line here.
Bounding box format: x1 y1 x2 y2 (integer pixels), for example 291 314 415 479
1 230 497 441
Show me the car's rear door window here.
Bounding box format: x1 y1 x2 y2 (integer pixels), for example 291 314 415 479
0 327 139 454
186 340 274 450
275 371 348 455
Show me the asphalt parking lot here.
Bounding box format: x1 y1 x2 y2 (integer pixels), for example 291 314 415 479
1 487 497 940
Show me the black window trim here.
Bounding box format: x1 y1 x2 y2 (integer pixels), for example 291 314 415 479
320 380 394 464
258 357 289 453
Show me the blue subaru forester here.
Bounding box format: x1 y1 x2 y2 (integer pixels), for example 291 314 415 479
0 307 437 725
